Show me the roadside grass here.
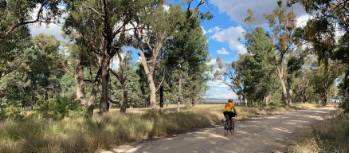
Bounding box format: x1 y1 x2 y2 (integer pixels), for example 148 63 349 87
0 110 220 153
289 110 348 153
0 103 320 153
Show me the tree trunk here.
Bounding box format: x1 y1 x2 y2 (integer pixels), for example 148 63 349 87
191 97 195 107
287 88 293 104
120 81 128 113
177 75 182 112
139 50 157 109
159 85 164 108
322 87 328 106
148 73 157 109
86 81 99 117
100 54 110 113
277 66 289 105
264 94 270 106
75 56 86 105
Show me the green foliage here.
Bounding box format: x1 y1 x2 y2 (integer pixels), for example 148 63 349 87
311 63 341 105
0 35 65 108
297 0 348 106
0 104 23 120
33 96 83 120
163 6 209 105
110 62 145 108
230 28 276 105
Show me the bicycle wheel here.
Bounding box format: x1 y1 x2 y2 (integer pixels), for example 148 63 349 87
228 119 233 135
231 119 235 133
224 115 231 136
223 120 228 136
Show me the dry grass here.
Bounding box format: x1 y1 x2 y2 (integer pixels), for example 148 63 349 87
0 103 320 153
289 111 348 153
0 110 220 153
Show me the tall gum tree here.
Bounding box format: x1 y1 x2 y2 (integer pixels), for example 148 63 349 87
132 0 208 109
264 1 298 105
64 0 136 114
131 2 179 109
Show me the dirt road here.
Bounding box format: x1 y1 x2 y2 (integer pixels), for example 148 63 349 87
102 107 334 153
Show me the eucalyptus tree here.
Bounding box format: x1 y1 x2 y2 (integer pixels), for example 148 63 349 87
164 10 209 108
292 0 348 108
109 50 133 113
64 0 137 114
131 0 209 109
0 0 65 82
228 28 276 106
0 0 65 38
264 1 298 105
312 63 342 105
131 2 183 109
0 35 65 107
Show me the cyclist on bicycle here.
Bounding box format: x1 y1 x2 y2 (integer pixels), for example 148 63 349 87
223 99 237 128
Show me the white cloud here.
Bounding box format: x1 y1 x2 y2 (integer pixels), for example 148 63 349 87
296 14 313 27
209 0 307 25
211 26 247 55
207 26 221 34
205 80 237 99
216 48 229 55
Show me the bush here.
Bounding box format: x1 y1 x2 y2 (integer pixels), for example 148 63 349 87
0 103 23 120
33 96 83 120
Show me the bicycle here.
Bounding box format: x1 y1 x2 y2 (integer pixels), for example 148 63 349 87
223 114 235 136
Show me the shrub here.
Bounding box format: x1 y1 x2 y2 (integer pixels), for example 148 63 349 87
33 96 83 120
0 103 23 120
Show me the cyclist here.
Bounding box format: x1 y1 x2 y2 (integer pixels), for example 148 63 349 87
223 99 237 128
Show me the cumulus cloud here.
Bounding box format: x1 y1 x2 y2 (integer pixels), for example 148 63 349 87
207 26 221 34
209 0 307 25
216 48 229 55
211 26 247 55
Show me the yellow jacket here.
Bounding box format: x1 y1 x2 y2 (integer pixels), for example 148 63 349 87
223 102 234 112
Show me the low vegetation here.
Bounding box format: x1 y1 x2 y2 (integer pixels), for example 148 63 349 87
0 103 320 153
289 110 348 153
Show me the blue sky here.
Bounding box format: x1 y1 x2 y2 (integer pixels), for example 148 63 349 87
29 0 310 99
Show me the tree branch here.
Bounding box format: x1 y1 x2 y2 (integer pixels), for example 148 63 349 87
5 0 48 36
82 3 102 17
155 69 166 92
